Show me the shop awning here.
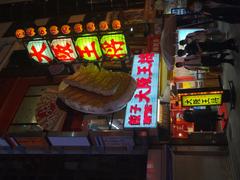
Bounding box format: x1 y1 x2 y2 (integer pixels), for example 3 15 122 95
160 15 177 70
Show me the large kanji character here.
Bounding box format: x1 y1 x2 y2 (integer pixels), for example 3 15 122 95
29 43 52 63
101 39 126 59
143 104 152 124
210 97 220 104
130 104 141 114
51 42 75 61
138 53 154 64
136 77 152 89
137 63 152 76
134 89 151 103
76 41 100 59
201 98 210 104
184 99 192 105
128 115 141 125
192 99 201 105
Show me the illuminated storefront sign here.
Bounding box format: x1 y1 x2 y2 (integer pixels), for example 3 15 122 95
100 34 128 59
50 38 78 62
182 93 222 107
27 40 53 63
124 53 160 128
75 36 102 61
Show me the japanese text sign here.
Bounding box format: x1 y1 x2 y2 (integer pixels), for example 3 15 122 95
182 93 222 107
75 36 102 61
124 53 160 128
100 34 128 60
27 40 53 63
50 38 78 62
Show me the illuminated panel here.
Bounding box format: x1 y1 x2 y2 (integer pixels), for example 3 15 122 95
182 93 222 107
100 33 128 60
27 40 53 63
75 36 102 61
124 53 160 128
50 38 78 62
177 28 204 49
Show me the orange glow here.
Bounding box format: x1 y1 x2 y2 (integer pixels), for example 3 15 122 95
61 25 71 35
86 22 96 32
38 26 47 36
112 20 121 30
74 23 83 33
26 27 36 37
99 21 108 31
50 25 59 35
15 29 25 39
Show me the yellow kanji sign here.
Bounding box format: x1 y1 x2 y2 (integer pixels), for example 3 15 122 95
182 94 222 107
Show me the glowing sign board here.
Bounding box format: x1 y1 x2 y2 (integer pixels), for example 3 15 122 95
50 38 78 62
27 40 53 63
124 53 160 128
182 93 222 107
100 34 128 60
75 36 102 61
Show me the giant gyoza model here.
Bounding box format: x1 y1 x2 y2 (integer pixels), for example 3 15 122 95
58 64 136 114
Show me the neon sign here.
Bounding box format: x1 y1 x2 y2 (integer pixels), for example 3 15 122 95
124 53 160 128
50 38 78 62
100 34 128 60
27 40 53 63
182 93 222 107
75 36 102 61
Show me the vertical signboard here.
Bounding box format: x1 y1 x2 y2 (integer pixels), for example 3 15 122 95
124 53 160 128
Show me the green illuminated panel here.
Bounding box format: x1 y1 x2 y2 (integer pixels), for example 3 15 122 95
75 36 102 61
27 40 53 63
100 34 128 60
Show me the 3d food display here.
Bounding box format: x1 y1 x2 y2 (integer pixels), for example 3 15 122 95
58 64 136 114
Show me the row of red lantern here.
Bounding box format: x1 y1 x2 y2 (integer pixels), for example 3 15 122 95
15 20 122 39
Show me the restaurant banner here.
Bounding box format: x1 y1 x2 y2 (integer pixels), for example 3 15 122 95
124 53 160 128
181 93 223 107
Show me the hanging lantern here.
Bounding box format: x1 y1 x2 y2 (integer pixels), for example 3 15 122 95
61 25 71 35
27 40 53 63
74 23 83 33
86 22 95 32
112 20 121 30
15 29 25 39
26 27 36 37
99 21 108 31
50 38 78 62
100 34 128 60
38 26 47 36
50 25 59 36
75 36 102 61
